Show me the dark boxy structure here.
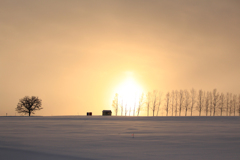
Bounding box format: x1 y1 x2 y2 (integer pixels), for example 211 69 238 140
102 110 112 116
87 112 92 116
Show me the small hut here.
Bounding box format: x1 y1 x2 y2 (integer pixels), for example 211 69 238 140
102 110 112 116
87 112 92 116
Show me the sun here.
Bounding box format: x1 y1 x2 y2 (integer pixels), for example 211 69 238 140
117 77 142 96
115 76 143 114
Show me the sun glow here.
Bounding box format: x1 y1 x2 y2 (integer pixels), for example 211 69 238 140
115 76 143 115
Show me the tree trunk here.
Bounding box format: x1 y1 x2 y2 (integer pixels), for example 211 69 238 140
179 106 181 116
29 112 31 116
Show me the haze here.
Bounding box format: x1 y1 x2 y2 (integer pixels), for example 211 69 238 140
1 0 240 116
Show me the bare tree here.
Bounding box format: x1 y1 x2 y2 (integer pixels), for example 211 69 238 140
112 93 119 116
184 90 190 116
238 94 240 116
233 94 237 116
129 104 131 116
205 92 210 116
151 90 158 116
124 104 128 116
156 92 163 116
119 96 124 116
190 88 196 116
226 93 230 116
133 94 137 116
197 89 204 116
165 92 170 116
171 90 175 116
212 89 219 116
229 93 233 116
137 93 145 116
146 92 151 116
179 90 184 116
174 90 179 116
219 93 225 116
16 96 42 116
209 92 213 116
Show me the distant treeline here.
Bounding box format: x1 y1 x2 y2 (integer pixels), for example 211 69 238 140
112 89 240 116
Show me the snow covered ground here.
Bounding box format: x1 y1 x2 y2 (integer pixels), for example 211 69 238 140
0 116 240 160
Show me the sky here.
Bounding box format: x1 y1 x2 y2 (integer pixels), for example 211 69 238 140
1 0 240 116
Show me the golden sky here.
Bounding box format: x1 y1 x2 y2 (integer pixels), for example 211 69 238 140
1 0 240 116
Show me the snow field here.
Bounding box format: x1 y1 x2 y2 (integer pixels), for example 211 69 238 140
0 116 240 160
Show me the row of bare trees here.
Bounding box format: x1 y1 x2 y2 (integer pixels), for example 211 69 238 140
112 89 240 116
112 93 145 116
